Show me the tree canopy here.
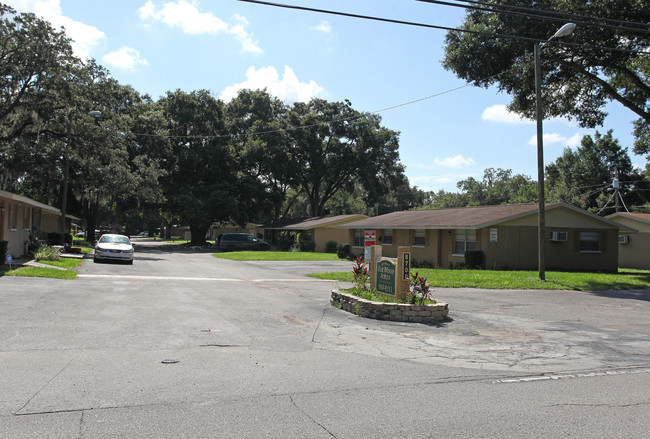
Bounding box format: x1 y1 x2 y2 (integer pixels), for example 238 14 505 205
546 130 649 212
442 0 650 150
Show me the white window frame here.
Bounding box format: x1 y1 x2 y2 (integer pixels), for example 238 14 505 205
453 229 477 256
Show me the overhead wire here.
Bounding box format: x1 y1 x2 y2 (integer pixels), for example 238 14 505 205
129 0 648 141
417 0 650 34
238 0 650 55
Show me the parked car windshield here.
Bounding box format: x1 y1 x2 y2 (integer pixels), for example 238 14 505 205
99 235 131 245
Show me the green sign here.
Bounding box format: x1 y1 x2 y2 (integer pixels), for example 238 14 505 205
376 259 396 295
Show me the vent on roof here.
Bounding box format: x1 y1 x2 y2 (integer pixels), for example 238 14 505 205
550 231 568 242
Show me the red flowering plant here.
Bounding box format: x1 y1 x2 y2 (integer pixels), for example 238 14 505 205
352 257 370 290
407 271 434 305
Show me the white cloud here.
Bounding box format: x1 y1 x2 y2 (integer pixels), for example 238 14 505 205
6 0 105 59
482 104 532 125
103 47 149 71
434 155 476 169
139 0 262 54
528 132 584 147
310 20 332 33
220 65 325 103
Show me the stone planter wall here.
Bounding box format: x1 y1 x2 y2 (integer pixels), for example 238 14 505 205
331 289 449 323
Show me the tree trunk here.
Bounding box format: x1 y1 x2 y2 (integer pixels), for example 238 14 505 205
84 200 100 245
189 223 208 245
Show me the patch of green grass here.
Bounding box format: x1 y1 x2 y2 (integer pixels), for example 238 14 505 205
309 268 650 291
307 271 354 282
5 266 77 279
39 258 84 269
214 251 343 261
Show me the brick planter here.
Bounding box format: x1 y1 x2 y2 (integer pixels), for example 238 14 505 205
330 289 449 323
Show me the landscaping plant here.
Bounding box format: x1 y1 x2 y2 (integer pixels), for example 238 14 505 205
408 271 434 305
352 256 369 290
33 246 60 262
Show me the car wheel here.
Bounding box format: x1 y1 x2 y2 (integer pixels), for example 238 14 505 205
128 260 133 265
93 256 97 263
226 245 234 252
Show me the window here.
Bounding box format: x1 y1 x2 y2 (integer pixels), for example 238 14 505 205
32 209 41 233
23 206 30 230
9 203 17 230
580 232 600 252
413 229 426 247
353 229 364 247
383 229 393 245
454 229 476 255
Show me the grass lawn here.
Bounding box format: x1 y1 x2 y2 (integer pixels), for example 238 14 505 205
38 258 84 270
309 268 650 291
214 251 344 261
2 266 77 279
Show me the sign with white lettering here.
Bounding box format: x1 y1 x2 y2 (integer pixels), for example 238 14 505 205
376 258 396 295
402 252 411 280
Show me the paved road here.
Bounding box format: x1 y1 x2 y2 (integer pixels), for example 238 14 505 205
1 238 649 438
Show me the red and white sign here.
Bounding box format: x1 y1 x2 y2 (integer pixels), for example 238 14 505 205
364 230 376 261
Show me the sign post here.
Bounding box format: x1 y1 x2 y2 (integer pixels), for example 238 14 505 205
364 230 376 262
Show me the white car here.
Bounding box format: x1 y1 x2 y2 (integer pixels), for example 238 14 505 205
94 234 135 264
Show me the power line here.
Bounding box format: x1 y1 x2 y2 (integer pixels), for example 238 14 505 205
237 0 650 55
418 0 650 33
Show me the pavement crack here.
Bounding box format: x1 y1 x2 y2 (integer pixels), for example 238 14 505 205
78 411 85 439
289 395 338 438
546 401 650 409
311 307 327 343
15 352 82 415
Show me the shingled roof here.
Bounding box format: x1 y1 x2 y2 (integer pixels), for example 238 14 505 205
339 202 620 229
607 212 650 225
264 214 368 230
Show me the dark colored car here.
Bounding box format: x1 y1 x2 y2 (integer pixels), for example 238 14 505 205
215 233 270 252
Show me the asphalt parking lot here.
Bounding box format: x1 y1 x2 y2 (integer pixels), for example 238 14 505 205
1 239 649 438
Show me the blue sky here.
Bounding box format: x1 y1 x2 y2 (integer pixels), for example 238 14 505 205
8 0 644 193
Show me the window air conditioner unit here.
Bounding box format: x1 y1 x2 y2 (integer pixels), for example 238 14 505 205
550 231 568 242
618 234 630 244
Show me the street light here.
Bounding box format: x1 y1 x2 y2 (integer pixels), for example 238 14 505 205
534 23 575 281
60 110 102 244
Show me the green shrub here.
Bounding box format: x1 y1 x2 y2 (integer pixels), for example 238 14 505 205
47 232 72 246
276 233 293 252
34 246 60 262
465 250 485 269
296 233 316 252
337 243 351 260
0 240 7 264
325 240 338 253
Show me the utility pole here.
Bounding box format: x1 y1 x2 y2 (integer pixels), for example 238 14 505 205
613 168 620 213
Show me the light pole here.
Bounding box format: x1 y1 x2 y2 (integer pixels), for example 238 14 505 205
534 22 575 281
60 110 102 245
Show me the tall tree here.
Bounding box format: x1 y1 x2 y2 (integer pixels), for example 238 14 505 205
160 89 262 245
225 89 293 222
546 130 648 212
442 0 650 150
454 168 537 206
67 62 142 243
0 4 76 144
286 98 406 216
